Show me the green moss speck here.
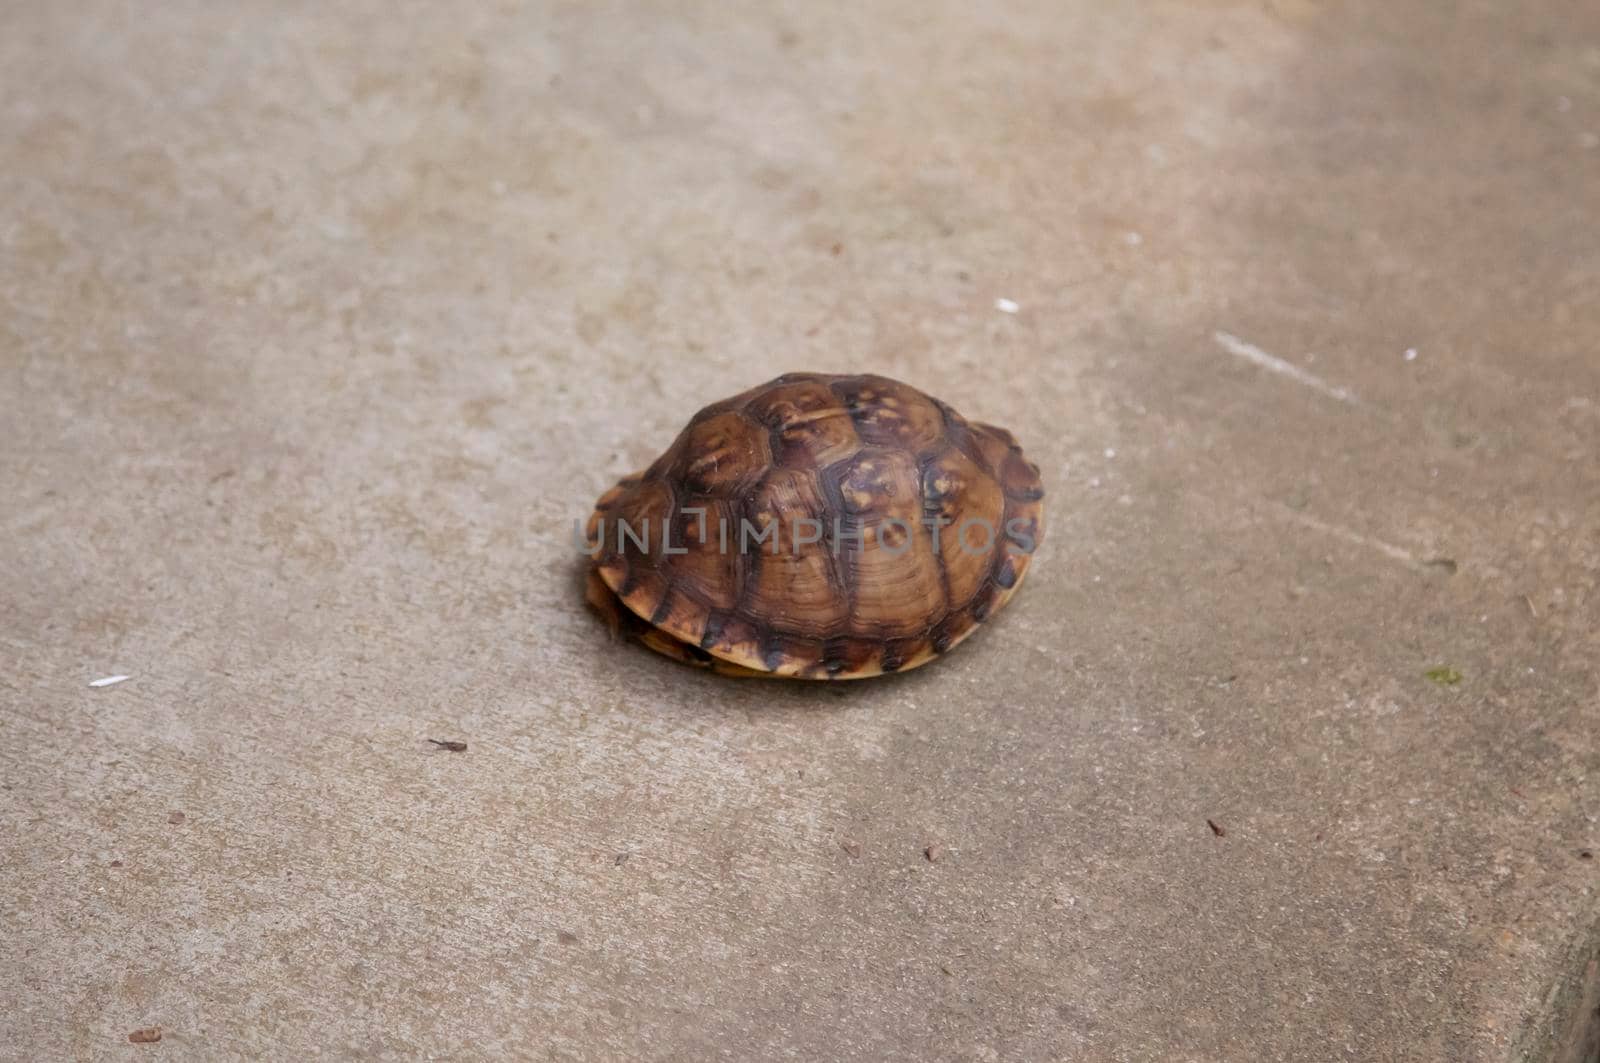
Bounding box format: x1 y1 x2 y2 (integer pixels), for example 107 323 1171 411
1425 666 1463 686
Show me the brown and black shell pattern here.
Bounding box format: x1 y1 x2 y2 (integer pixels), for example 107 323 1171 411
584 372 1044 679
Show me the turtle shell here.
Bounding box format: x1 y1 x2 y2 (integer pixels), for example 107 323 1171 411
585 372 1044 679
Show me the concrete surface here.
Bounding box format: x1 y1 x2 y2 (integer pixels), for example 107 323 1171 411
3 1 1599 1059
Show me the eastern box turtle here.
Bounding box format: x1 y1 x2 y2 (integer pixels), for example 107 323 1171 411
584 372 1043 679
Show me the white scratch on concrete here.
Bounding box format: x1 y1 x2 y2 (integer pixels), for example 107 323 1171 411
1214 331 1360 406
1274 507 1426 571
89 674 132 688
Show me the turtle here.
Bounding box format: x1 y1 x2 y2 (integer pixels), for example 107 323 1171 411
583 372 1044 679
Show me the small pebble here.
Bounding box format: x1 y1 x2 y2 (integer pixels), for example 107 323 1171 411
924 844 943 863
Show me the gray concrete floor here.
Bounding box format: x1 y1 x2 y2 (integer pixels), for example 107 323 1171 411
4 1 1599 1059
